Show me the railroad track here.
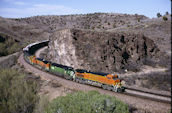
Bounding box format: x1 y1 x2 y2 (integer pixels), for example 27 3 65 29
22 41 171 104
124 87 171 103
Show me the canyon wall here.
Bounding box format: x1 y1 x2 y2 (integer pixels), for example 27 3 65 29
47 29 161 73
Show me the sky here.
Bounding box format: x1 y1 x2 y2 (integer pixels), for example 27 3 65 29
0 0 171 18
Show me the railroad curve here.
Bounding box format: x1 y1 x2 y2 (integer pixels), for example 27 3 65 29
18 41 171 113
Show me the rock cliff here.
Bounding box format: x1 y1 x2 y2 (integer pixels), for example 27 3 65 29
47 29 161 73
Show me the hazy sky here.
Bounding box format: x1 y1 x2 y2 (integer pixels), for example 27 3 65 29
0 0 171 18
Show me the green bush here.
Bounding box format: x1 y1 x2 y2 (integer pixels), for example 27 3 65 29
0 69 38 113
137 18 140 22
165 11 169 15
0 34 21 56
45 91 129 113
7 43 21 54
162 16 168 21
157 12 162 18
0 43 7 56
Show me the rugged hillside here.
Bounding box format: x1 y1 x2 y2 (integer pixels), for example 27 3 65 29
0 17 50 44
15 13 147 31
0 13 171 91
0 13 148 47
0 33 21 56
108 15 171 53
47 29 164 73
1 13 169 49
0 12 149 55
0 13 170 70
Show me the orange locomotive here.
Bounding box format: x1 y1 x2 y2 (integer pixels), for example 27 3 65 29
28 55 37 64
75 69 125 92
28 56 50 70
35 58 50 71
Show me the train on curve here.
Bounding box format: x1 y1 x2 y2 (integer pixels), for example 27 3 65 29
23 40 125 92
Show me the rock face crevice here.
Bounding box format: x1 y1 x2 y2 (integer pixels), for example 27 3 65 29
47 28 161 73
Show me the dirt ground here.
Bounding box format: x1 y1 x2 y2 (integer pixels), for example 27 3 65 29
38 79 76 101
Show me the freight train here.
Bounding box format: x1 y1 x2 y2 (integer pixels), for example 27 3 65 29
23 40 125 92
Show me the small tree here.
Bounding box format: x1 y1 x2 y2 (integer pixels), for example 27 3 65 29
165 11 169 15
157 12 162 18
163 16 168 21
0 69 38 113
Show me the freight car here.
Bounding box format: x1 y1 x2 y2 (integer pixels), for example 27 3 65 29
75 69 125 92
26 40 49 55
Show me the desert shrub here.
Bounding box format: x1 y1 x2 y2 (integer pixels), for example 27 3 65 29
45 91 129 113
0 34 21 56
162 16 168 21
0 43 7 56
165 11 169 15
7 43 21 54
157 13 162 18
0 69 38 113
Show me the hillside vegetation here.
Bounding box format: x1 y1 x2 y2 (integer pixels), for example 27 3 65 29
0 33 21 56
0 13 147 43
0 69 38 113
0 13 170 55
44 91 129 113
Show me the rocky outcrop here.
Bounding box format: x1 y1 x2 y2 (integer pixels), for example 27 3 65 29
47 29 161 73
47 29 82 68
